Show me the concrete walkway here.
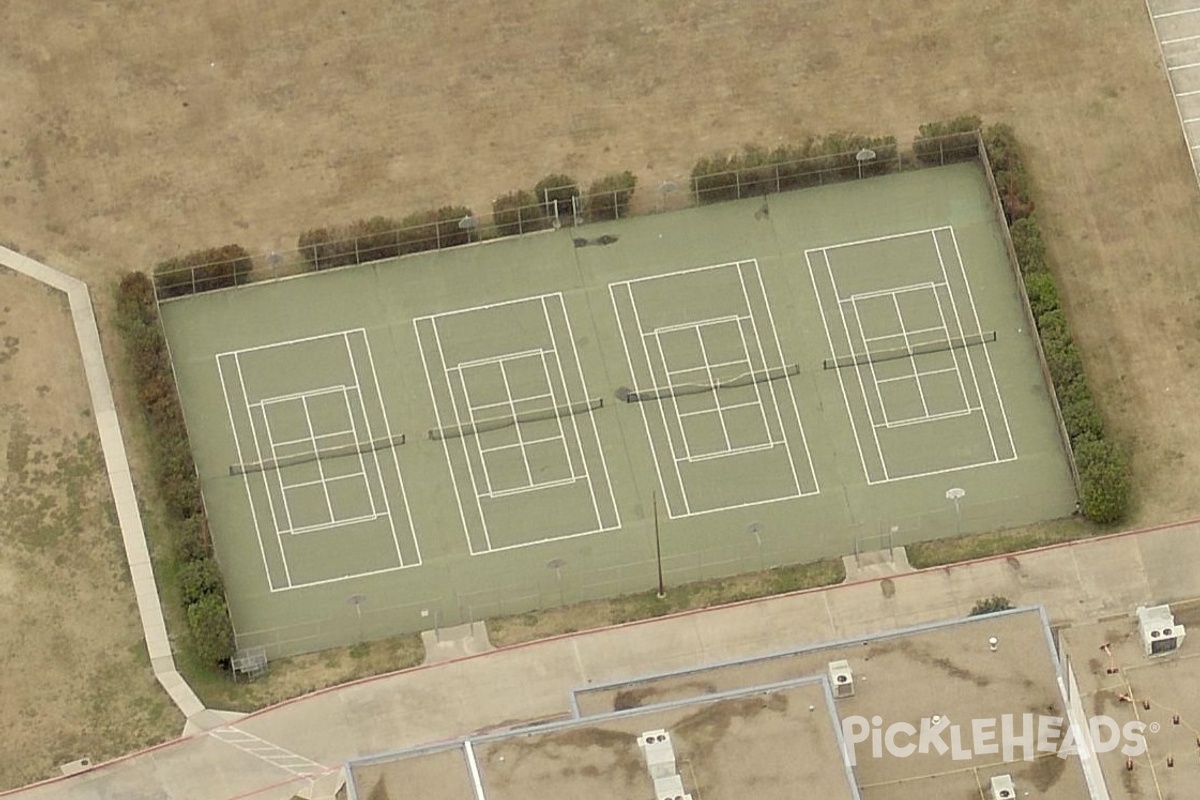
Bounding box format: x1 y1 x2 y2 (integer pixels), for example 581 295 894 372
0 248 204 719
3 512 1199 800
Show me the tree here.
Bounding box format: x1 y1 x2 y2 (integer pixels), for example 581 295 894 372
969 596 1014 616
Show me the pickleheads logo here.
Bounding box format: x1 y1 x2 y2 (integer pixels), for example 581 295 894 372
840 714 1150 766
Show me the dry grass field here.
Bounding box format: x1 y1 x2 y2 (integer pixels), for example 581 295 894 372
2 0 1199 788
0 269 183 788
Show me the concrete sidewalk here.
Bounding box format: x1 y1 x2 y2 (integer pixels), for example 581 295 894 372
7 514 1199 800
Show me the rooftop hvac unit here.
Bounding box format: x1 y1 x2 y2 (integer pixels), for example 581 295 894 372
653 774 686 800
1137 605 1187 657
638 730 677 779
989 774 1016 800
828 659 855 698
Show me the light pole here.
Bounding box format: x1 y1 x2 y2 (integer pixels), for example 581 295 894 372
653 490 665 598
546 558 567 606
347 594 365 644
747 522 764 570
945 487 966 534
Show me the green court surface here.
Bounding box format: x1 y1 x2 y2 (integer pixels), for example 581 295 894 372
159 163 1077 657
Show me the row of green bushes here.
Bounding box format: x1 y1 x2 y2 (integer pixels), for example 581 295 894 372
115 272 236 666
691 133 899 203
153 245 253 299
493 171 639 235
914 118 1131 523
297 206 474 271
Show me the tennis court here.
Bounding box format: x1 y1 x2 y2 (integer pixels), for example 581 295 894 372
158 163 1078 656
807 227 1015 483
609 260 818 517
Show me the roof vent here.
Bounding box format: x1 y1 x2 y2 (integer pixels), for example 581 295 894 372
828 660 855 698
1137 605 1187 657
990 774 1016 800
639 730 677 780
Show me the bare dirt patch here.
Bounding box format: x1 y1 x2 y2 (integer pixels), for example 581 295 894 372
1 0 1197 784
0 269 182 789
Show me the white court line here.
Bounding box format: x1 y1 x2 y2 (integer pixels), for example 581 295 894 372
435 322 493 551
947 228 1017 459
414 318 477 553
650 313 695 461
735 260 816 497
499 360 536 488
336 380 382 518
217 355 279 591
930 284 973 409
879 408 974 430
630 290 692 514
844 281 938 302
253 385 349 407
609 282 675 517
932 231 1000 461
549 293 621 532
458 367 502 496
731 316 778 447
814 226 947 251
290 513 380 535
1162 32 1200 44
237 354 293 579
653 314 743 334
480 434 566 454
893 294 932 418
1155 6 1200 19
828 256 890 478
695 329 735 453
538 303 587 489
351 331 415 568
456 348 546 370
486 476 577 500
534 348 580 483
300 394 338 525
848 294 895 428
678 442 775 463
1169 60 1200 70
861 324 946 343
1179 88 1200 97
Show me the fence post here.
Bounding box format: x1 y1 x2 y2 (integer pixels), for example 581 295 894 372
735 169 742 200
354 236 361 266
435 221 441 250
774 163 781 194
190 266 197 295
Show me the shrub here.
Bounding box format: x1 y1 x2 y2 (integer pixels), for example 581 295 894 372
1023 270 1060 320
969 596 1014 616
534 174 579 217
187 593 236 666
1060 392 1105 447
397 205 474 254
115 271 237 669
584 171 638 221
913 116 982 165
982 123 1022 173
153 245 252 298
691 154 741 203
692 135 897 203
179 556 225 607
492 190 548 237
994 167 1035 222
1075 438 1131 524
1009 216 1047 273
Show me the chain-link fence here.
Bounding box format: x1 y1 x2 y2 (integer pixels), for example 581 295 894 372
149 134 986 301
